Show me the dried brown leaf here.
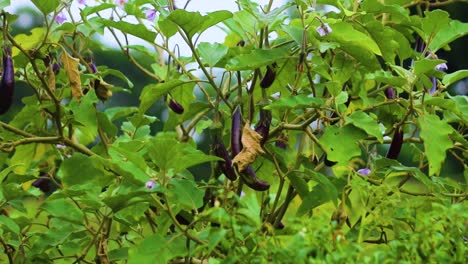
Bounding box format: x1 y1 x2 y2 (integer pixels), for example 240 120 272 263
232 123 264 172
61 50 83 101
46 64 55 93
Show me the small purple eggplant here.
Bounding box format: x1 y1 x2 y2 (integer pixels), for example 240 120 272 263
255 109 272 146
0 46 15 115
168 99 184 114
386 127 404 160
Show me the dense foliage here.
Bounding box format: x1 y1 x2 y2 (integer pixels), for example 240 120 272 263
0 0 467 263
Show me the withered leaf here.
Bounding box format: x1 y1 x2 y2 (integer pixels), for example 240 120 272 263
46 64 55 93
232 123 265 172
61 50 83 101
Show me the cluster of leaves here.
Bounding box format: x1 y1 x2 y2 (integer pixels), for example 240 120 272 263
0 0 467 263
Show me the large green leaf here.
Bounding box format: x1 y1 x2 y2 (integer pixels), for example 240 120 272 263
166 10 232 39
296 170 338 216
226 45 292 70
168 178 204 211
413 59 445 76
319 125 367 164
42 199 84 224
94 18 157 42
68 91 99 145
442 70 468 87
0 0 10 11
421 9 450 41
31 0 59 14
418 114 454 176
127 234 187 264
139 80 185 113
197 42 229 67
59 153 111 188
330 22 382 56
147 133 221 173
345 111 383 142
264 95 325 110
430 20 468 52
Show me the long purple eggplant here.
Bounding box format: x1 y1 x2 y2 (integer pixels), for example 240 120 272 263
386 127 404 160
212 135 237 180
260 64 276 89
0 46 15 115
168 99 184 114
254 108 272 146
240 165 270 191
231 106 243 156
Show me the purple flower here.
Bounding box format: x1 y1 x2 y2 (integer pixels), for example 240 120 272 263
435 63 448 71
144 9 158 21
357 168 371 176
145 180 156 189
78 0 86 4
114 0 128 7
316 23 332 37
56 144 66 149
55 13 67 24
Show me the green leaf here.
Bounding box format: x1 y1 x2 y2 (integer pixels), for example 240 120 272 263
442 70 468 87
345 111 383 142
264 95 325 110
365 70 407 87
140 79 196 114
422 10 450 40
59 153 111 188
81 3 114 18
319 125 367 164
430 20 468 52
169 178 204 210
128 234 187 264
0 215 20 235
105 106 139 121
166 10 232 39
147 133 221 173
413 59 445 76
448 95 468 123
139 80 185 113
0 0 10 11
297 171 338 216
42 199 84 224
68 91 99 145
330 22 382 56
197 42 229 67
418 114 454 176
226 45 292 70
94 18 157 42
31 0 59 14
108 145 149 183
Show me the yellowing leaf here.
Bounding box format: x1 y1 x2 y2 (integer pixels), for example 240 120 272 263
232 123 264 172
45 64 55 97
61 50 83 101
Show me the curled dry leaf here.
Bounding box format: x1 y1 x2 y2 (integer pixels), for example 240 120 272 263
232 123 264 172
61 50 83 101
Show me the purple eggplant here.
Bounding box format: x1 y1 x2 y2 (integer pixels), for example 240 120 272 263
384 87 396 99
260 64 276 89
275 133 288 149
240 165 270 191
386 127 404 160
168 99 184 114
254 109 272 146
231 106 243 156
212 135 237 181
0 46 15 115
